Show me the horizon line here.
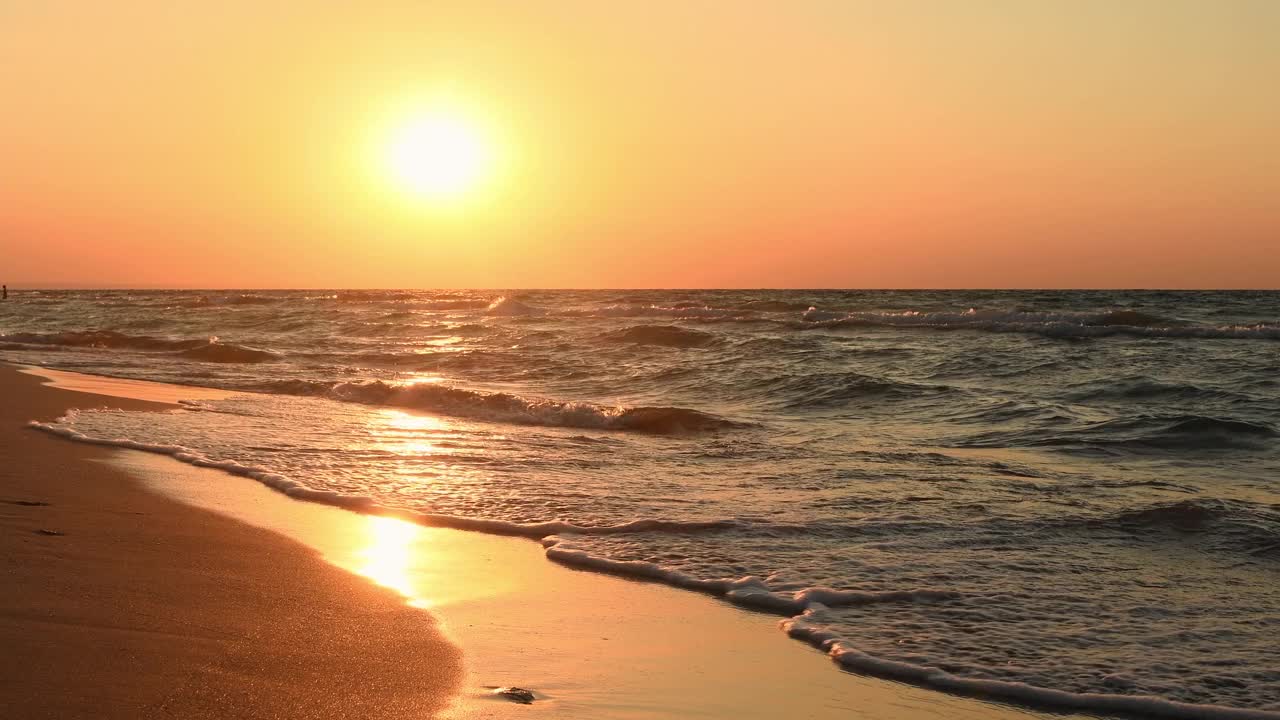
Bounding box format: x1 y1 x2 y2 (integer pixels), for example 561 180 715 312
4 283 1280 292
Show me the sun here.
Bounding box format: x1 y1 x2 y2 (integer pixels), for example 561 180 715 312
382 111 493 199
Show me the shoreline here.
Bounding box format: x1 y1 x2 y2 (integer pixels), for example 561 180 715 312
16 361 1280 720
1 362 1095 719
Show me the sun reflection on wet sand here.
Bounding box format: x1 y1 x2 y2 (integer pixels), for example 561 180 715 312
356 515 429 607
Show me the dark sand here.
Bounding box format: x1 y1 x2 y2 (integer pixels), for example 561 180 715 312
0 366 461 719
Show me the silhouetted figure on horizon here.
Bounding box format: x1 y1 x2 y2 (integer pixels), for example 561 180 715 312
2 285 6 300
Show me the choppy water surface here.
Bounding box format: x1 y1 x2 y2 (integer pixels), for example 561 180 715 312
4 290 1279 716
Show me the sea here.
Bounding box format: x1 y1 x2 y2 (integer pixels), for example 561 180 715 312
3 289 1278 717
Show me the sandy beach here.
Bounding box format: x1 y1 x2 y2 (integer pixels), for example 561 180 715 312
0 366 461 719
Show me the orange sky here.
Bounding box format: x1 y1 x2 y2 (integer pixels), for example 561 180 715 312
1 1 1276 288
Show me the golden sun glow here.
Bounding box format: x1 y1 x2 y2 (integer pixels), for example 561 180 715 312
382 110 493 199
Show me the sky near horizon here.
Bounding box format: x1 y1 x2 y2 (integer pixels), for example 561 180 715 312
1 1 1277 289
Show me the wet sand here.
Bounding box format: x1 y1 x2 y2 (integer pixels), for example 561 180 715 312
0 366 461 719
2 363 1096 720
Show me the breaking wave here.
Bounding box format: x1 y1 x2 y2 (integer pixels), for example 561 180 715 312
177 342 280 363
250 379 743 434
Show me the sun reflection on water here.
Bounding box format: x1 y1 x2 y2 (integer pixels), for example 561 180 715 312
368 408 465 462
377 408 449 433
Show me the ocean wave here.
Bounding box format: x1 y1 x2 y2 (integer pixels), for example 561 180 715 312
735 299 816 312
1 330 279 364
486 296 544 316
334 291 494 310
376 310 420 321
33 416 850 604
189 294 283 306
0 329 207 352
336 290 421 303
32 417 741 536
954 414 1276 452
337 320 451 338
29 418 931 612
0 341 70 352
177 341 280 363
761 371 957 408
413 299 493 310
1103 499 1280 549
248 379 743 434
1063 376 1250 403
1111 499 1232 531
569 304 754 319
798 307 1280 340
1090 309 1172 326
602 325 718 348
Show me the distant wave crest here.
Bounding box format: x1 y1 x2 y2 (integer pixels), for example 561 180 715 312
761 371 958 408
177 342 280 363
190 294 283 307
799 307 1280 340
485 296 544 316
0 330 279 363
955 414 1276 452
574 304 754 319
603 325 718 348
1063 376 1249 403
